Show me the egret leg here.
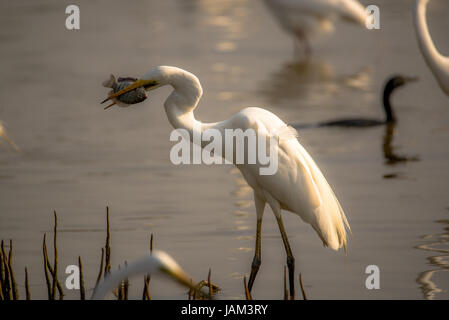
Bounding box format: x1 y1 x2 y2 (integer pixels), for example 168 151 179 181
275 213 295 300
248 193 265 292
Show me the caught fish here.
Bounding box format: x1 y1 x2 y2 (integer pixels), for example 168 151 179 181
102 75 148 109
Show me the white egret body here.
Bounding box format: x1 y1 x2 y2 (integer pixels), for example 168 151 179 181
91 250 193 300
263 0 370 55
414 0 449 96
102 66 350 298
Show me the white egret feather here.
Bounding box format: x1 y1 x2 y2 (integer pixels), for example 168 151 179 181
102 66 350 299
413 0 449 96
91 250 193 300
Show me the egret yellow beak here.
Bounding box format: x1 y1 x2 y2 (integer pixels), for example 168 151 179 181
104 102 116 110
161 266 195 289
101 79 157 104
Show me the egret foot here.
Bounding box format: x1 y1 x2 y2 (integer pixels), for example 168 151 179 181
248 256 261 291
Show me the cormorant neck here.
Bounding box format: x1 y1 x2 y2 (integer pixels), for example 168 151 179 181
383 86 396 123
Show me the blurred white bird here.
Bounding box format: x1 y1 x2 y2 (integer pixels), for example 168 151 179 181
263 0 370 56
414 0 449 96
102 66 350 299
0 121 19 151
91 250 193 300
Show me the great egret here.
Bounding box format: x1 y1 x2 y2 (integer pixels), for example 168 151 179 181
102 66 350 299
295 75 418 128
414 0 449 96
91 250 193 300
263 0 370 56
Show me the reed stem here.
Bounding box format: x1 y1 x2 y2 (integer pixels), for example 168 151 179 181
1 240 11 300
25 267 30 300
42 234 52 299
105 207 111 276
93 248 105 297
78 256 85 300
299 273 307 300
8 240 19 300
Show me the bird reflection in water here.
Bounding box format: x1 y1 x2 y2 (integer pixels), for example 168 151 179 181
415 214 449 300
382 122 419 166
260 58 374 107
289 75 420 173
265 59 334 102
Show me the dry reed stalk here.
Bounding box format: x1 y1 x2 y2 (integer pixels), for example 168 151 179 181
0 258 3 300
105 207 111 276
92 248 105 297
1 240 11 300
123 261 129 300
299 273 307 300
48 212 64 299
0 244 5 300
8 240 19 300
124 278 129 300
144 233 154 300
142 275 151 300
118 281 123 300
78 256 85 300
150 233 154 254
51 212 58 299
42 234 52 299
208 268 212 300
25 267 30 300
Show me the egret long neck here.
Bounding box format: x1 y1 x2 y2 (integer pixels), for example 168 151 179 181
414 0 449 84
162 69 218 142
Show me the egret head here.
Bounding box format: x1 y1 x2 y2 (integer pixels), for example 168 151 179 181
101 66 202 110
151 250 193 288
91 250 194 300
101 66 182 110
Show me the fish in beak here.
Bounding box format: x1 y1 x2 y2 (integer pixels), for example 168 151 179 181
101 75 157 109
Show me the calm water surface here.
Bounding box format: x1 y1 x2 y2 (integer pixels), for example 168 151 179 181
0 0 448 299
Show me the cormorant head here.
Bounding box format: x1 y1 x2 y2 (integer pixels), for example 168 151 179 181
385 75 419 92
382 75 418 123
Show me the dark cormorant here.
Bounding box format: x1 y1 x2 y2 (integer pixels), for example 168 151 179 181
319 75 418 127
295 75 418 129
